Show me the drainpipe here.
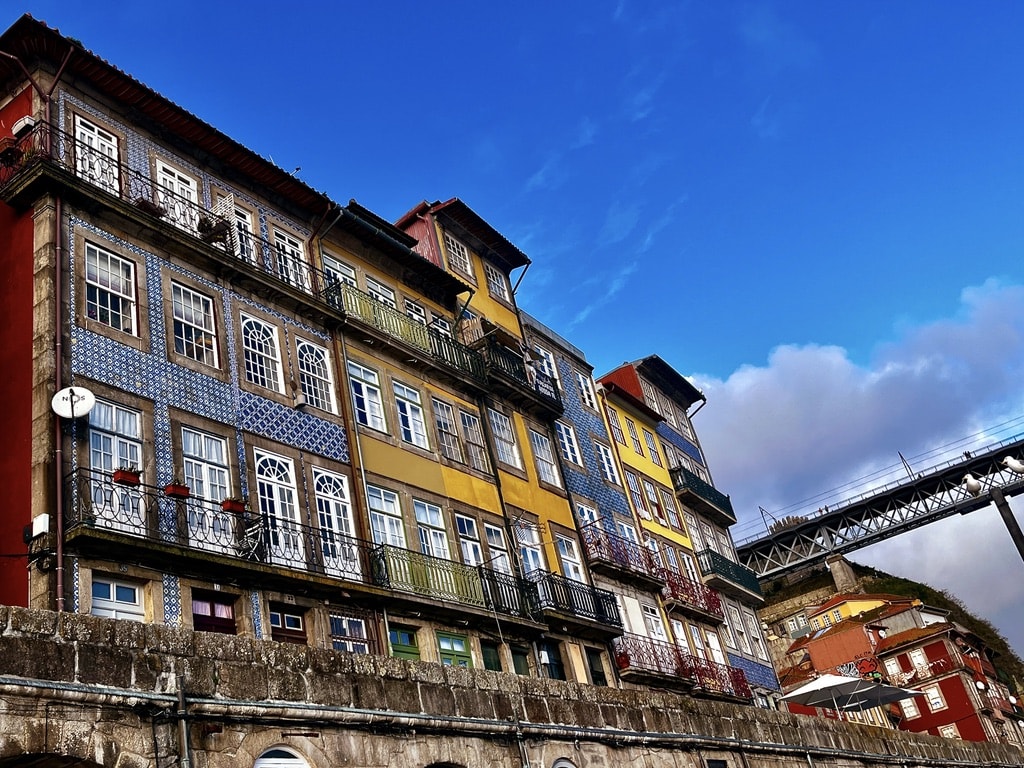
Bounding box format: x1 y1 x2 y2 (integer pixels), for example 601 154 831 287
177 684 192 768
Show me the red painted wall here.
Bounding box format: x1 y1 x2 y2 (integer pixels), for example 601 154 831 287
0 86 37 606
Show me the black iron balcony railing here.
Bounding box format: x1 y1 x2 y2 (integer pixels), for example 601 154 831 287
578 524 665 586
65 469 532 619
65 468 371 583
0 124 487 386
369 544 531 619
695 548 763 599
660 568 724 621
479 337 562 412
525 571 622 629
0 122 234 244
612 633 692 682
669 465 736 525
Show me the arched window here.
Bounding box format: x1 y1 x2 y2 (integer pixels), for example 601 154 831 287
552 760 577 768
254 747 309 768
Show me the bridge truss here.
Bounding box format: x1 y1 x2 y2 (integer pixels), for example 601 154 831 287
736 435 1024 581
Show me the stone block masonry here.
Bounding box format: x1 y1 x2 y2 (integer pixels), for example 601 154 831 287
0 605 1021 768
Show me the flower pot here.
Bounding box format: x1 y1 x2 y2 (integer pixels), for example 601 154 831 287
113 469 141 486
164 483 190 499
220 498 246 514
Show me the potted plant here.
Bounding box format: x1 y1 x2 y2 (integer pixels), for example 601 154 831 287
134 197 167 218
220 496 247 514
198 215 231 244
113 465 141 486
164 478 191 499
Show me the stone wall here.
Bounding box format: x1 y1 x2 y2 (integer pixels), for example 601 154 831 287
1 605 1021 768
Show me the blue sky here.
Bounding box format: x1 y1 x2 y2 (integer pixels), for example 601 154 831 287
13 3 1024 656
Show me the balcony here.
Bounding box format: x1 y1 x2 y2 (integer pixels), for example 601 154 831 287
612 633 694 690
686 654 752 701
695 549 764 603
661 569 724 622
669 465 736 526
64 468 377 585
477 337 562 418
0 122 233 250
370 544 532 619
525 572 622 637
323 281 485 382
578 524 665 590
611 634 751 700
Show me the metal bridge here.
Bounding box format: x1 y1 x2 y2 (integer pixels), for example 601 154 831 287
736 435 1024 581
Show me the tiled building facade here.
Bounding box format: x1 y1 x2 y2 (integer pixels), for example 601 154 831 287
0 13 775 709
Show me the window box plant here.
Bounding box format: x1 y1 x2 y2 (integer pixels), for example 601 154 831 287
220 496 247 514
113 466 141 486
164 480 191 499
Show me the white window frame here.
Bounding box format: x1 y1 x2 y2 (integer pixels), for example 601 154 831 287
182 427 232 552
626 418 644 455
460 410 491 472
556 535 586 582
605 405 626 445
313 468 360 580
554 421 581 465
240 313 284 393
532 345 560 389
484 522 512 574
156 159 199 232
296 338 337 413
443 232 474 278
254 448 305 568
901 697 920 719
172 282 218 367
234 205 257 264
728 605 752 653
489 408 522 469
330 613 370 654
642 603 667 641
365 275 397 309
414 499 449 559
74 114 119 193
405 298 427 325
393 381 429 448
91 576 144 621
529 428 562 487
516 521 545 574
923 683 947 712
367 485 405 547
85 242 136 335
744 609 769 660
643 428 662 465
484 262 511 302
594 441 620 485
576 371 597 409
624 470 649 519
273 227 310 292
432 398 464 463
456 514 483 566
348 361 387 432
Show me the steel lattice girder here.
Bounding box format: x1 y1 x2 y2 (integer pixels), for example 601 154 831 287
738 439 1024 580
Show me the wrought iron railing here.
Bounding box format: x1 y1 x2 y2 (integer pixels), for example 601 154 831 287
578 524 663 583
696 548 763 597
368 545 532 619
685 654 752 700
0 122 234 244
65 468 376 582
612 633 692 680
669 464 735 523
480 338 562 410
525 571 622 628
661 569 724 620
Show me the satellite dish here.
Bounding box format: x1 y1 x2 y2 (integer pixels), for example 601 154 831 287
51 386 96 420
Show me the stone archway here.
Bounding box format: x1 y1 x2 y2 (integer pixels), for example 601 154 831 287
254 747 310 768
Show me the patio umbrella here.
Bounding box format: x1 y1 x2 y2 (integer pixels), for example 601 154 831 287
781 674 922 712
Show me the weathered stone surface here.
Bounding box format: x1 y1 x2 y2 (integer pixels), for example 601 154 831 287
1 605 1023 768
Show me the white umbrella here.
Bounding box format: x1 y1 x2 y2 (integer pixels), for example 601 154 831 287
781 673 922 712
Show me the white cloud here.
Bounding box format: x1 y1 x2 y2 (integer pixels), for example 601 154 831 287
690 279 1024 654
